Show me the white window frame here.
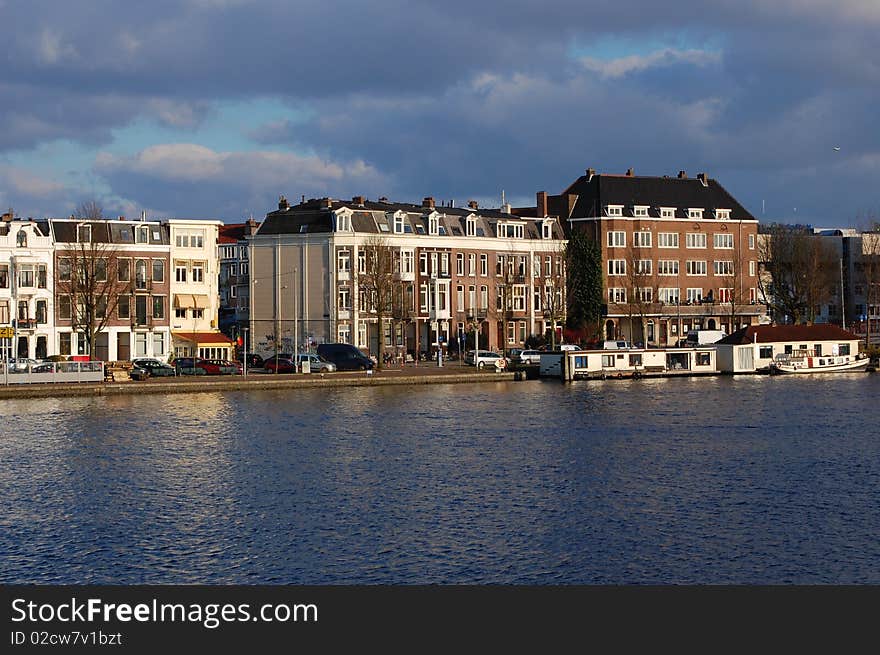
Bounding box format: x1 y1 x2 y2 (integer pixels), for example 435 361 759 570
606 205 623 217
658 232 679 248
607 231 626 248
713 261 734 276
657 260 679 276
608 288 626 303
686 233 707 249
633 231 652 248
686 288 703 303
607 260 626 276
686 260 707 276
688 208 704 219
660 207 675 219
713 233 734 249
633 206 649 217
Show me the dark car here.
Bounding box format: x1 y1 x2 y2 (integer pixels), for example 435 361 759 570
263 355 296 374
173 357 207 376
132 358 177 378
316 343 374 371
237 353 264 369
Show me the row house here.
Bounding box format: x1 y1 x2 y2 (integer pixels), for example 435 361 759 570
0 214 54 360
48 218 172 361
249 194 567 359
167 219 233 360
218 218 259 341
545 168 765 345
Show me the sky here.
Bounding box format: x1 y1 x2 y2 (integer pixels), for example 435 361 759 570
2 0 879 227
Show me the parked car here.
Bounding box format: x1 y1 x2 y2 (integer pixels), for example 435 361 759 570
6 358 40 372
198 359 238 375
131 358 177 378
237 352 264 369
173 357 207 376
518 350 543 365
296 353 337 373
560 344 583 351
508 348 524 361
263 355 297 374
225 360 243 375
316 343 374 371
464 350 507 369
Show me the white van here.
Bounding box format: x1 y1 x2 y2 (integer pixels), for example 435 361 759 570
559 344 581 351
602 340 631 350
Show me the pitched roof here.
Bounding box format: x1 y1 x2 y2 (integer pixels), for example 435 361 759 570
558 172 755 220
717 324 859 345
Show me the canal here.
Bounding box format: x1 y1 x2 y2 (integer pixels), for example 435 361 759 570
2 375 879 584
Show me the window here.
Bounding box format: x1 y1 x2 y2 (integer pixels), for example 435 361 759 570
607 231 626 247
606 205 623 217
428 215 439 236
95 259 107 282
838 344 851 356
136 225 150 244
456 285 464 310
357 251 366 275
517 256 527 276
336 214 352 232
58 296 71 320
749 234 755 250
463 253 473 276
37 265 47 288
394 214 405 234
17 265 34 288
714 233 734 249
633 206 649 217
713 261 734 276
175 262 187 283
466 217 476 237
507 321 516 344
36 300 47 324
686 288 703 303
118 295 130 320
77 224 91 243
338 287 351 310
468 285 476 310
715 209 731 220
633 231 652 247
607 260 626 276
192 264 204 283
750 288 757 303
635 259 652 275
0 265 9 288
152 260 164 283
658 232 679 248
688 208 704 219
338 324 351 344
16 229 27 247
456 253 464 276
513 286 526 311
519 321 527 343
0 300 7 324
95 296 107 319
192 308 204 320
718 288 733 303
534 289 542 311
686 260 707 276
440 253 449 276
153 296 165 320
59 333 71 356
759 346 773 359
419 252 429 275
542 222 552 239
338 250 350 273
175 308 186 319
17 300 28 321
118 258 131 282
657 260 679 276
498 223 524 239
686 233 706 248
658 288 680 304
479 285 488 310
636 287 653 302
152 332 165 357
609 288 626 303
660 207 675 219
136 260 148 289
495 255 504 276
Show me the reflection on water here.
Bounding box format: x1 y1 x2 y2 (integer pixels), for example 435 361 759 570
2 376 880 583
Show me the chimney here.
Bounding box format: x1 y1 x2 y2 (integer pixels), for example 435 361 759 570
626 168 634 177
697 172 708 187
352 195 366 206
677 170 687 179
1 211 12 222
422 196 435 209
323 197 333 209
118 215 125 221
586 167 596 181
536 191 548 218
467 200 479 210
279 195 290 210
246 217 259 236
502 202 512 215
301 194 306 204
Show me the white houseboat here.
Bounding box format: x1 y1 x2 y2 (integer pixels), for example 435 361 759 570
541 346 718 381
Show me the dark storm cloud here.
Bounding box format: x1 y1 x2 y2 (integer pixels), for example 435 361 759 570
2 1 879 222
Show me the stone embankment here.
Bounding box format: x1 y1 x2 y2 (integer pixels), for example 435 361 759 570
0 366 522 399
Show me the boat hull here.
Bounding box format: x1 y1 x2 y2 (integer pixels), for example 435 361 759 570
770 357 870 374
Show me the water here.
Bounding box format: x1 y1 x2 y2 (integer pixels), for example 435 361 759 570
2 375 879 584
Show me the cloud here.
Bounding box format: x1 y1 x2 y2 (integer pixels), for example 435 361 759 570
579 48 721 79
0 165 75 218
93 143 389 218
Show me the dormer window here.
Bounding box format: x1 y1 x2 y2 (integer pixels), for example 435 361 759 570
542 220 553 239
336 214 352 232
688 208 704 219
16 230 27 247
392 213 406 234
466 216 476 237
660 207 675 218
77 224 92 243
606 205 623 217
136 225 149 244
497 222 524 239
633 206 649 218
428 214 439 236
715 209 731 220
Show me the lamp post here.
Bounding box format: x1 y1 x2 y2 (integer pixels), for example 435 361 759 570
242 326 249 376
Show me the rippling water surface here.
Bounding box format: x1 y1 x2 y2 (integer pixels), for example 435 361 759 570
2 375 879 584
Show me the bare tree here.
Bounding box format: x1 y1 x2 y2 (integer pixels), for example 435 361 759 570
357 235 396 369
55 211 129 359
858 221 880 348
619 240 658 345
718 237 750 333
493 245 527 356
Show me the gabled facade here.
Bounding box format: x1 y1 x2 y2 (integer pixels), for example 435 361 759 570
249 194 567 360
550 168 766 345
0 214 55 360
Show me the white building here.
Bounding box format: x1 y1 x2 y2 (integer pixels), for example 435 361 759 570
167 219 233 360
0 214 55 360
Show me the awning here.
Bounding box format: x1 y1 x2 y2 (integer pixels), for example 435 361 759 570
192 294 210 309
172 331 234 346
174 294 194 309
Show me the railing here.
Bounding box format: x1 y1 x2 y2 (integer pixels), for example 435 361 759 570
1 361 105 385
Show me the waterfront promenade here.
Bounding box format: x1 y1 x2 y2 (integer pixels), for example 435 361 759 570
0 364 519 399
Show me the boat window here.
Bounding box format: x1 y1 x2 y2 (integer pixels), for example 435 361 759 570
629 354 642 367
838 344 850 356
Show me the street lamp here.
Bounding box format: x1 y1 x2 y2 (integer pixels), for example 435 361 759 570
242 326 249 376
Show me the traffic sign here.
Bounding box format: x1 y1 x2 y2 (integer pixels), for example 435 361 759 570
0 326 14 339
